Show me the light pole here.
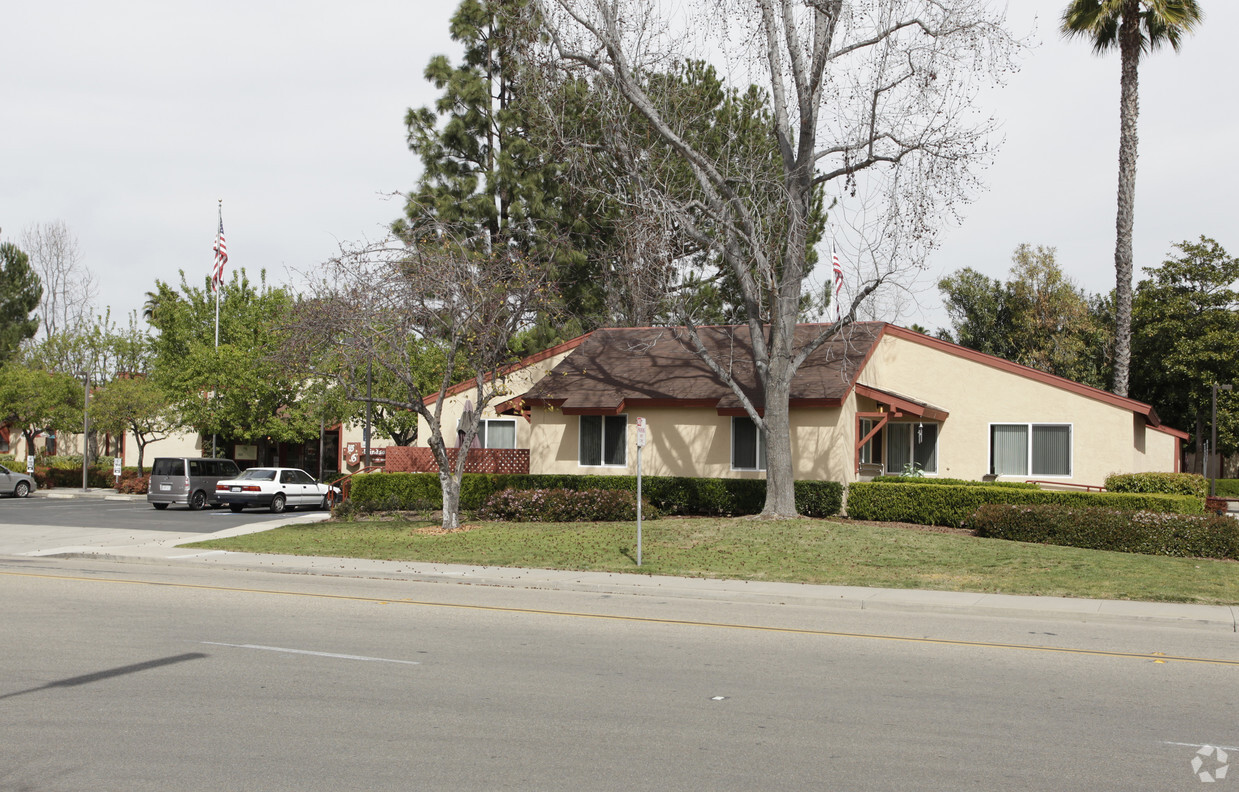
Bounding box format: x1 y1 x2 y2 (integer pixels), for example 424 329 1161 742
1211 382 1233 498
78 370 90 492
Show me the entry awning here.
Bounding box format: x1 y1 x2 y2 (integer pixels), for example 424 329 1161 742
855 384 949 422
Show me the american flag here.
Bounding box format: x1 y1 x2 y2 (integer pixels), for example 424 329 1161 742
831 245 843 319
212 215 228 291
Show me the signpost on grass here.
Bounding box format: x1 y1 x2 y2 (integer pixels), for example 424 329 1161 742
635 417 647 566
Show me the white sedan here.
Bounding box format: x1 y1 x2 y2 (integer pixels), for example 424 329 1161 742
215 467 340 513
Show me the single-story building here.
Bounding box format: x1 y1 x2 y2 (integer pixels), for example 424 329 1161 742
416 322 1184 487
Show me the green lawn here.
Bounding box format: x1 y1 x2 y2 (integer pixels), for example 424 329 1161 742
185 516 1239 605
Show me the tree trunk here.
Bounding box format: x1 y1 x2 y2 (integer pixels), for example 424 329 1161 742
439 470 462 532
761 378 797 517
1112 1 1141 398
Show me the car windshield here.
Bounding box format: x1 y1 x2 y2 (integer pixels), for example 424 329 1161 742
237 469 277 481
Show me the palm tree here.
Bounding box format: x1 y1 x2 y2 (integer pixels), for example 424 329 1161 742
1061 0 1202 397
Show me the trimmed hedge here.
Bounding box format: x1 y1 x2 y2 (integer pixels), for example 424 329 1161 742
1214 479 1239 498
872 475 1039 490
1105 472 1207 498
969 503 1239 560
348 472 843 518
477 488 659 522
846 481 1202 528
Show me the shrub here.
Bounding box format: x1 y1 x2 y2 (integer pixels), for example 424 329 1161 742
115 470 149 494
846 481 1201 528
1105 472 1207 499
871 475 1039 489
348 472 843 517
1212 479 1239 498
477 488 659 522
969 503 1239 560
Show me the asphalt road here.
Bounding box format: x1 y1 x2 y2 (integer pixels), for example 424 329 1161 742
2 556 1236 791
0 496 311 532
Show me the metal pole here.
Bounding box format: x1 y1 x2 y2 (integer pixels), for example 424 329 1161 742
364 359 372 467
81 371 90 492
636 443 642 567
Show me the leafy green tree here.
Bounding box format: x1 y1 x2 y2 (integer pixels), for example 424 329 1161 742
90 375 180 474
1131 237 1239 461
938 245 1111 388
147 270 324 446
0 238 41 363
22 310 150 382
1061 0 1204 397
0 363 83 458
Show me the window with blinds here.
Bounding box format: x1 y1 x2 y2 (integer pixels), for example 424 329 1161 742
579 415 627 467
731 417 767 470
990 424 1071 477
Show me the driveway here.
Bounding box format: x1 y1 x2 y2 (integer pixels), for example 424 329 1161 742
0 492 329 557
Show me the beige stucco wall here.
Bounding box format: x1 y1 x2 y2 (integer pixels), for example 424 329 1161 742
858 335 1179 485
528 403 857 481
416 347 580 450
524 333 1181 485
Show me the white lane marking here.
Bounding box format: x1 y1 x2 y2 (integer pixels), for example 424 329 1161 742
1164 741 1239 751
201 642 420 665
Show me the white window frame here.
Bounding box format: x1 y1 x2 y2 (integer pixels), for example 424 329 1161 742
578 414 628 468
887 422 938 475
730 416 767 471
858 418 883 466
478 418 517 449
988 422 1073 478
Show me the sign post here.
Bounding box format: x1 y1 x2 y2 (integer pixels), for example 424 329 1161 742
635 417 647 567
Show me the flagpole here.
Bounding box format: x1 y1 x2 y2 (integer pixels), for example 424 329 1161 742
215 199 222 349
212 199 223 458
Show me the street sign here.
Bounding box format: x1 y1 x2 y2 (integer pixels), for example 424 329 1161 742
635 416 647 448
27 455 35 474
113 457 123 479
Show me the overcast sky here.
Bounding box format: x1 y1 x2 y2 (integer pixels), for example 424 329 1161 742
3 2 1234 335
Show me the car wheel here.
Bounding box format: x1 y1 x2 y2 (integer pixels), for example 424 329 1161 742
319 494 329 511
15 481 30 498
188 490 207 511
152 502 170 510
229 504 245 513
270 493 286 514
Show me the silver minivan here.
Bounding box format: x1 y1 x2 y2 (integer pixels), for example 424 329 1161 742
147 457 242 510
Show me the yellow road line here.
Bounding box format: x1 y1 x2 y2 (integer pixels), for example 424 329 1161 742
4 569 1237 667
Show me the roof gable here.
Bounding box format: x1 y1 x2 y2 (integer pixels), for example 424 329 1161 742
521 323 884 414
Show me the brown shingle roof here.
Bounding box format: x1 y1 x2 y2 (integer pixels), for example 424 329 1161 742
520 323 885 414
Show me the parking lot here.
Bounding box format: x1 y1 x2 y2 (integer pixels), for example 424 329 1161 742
0 495 307 533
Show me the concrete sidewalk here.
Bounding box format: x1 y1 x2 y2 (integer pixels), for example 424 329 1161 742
5 492 1235 633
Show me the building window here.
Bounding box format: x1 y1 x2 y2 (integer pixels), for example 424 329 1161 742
579 415 627 467
887 423 938 475
990 424 1071 477
45 432 57 456
859 419 884 466
731 417 767 471
478 419 516 449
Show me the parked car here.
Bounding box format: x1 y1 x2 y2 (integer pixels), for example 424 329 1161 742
215 467 340 513
148 457 242 510
1 463 36 498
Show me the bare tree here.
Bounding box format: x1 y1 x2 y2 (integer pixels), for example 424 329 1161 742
286 225 557 531
534 0 1021 516
20 220 97 338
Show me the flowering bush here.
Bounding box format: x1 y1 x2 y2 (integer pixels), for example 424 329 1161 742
968 503 1239 560
477 488 659 522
